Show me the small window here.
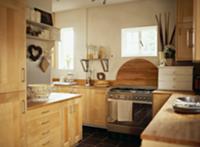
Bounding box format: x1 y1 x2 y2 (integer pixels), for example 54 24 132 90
121 26 157 57
58 27 74 70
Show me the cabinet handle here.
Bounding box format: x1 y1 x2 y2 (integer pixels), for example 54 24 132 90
186 28 193 48
21 68 25 83
41 110 50 114
42 141 50 146
21 99 26 113
41 120 49 125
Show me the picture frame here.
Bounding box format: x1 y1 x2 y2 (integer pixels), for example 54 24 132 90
34 8 53 26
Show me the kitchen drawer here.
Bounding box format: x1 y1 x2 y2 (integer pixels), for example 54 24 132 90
27 125 61 144
27 111 61 135
159 75 192 82
27 129 61 147
159 67 193 76
27 104 60 121
158 81 192 91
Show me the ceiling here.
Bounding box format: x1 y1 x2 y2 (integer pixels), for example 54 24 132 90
52 0 135 12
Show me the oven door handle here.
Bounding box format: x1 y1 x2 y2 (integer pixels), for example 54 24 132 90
133 101 152 105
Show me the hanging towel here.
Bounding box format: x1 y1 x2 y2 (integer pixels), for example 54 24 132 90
108 99 118 122
117 100 133 122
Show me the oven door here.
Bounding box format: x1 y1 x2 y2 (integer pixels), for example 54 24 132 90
132 102 152 128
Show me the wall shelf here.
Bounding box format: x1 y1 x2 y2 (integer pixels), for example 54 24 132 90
26 20 60 42
26 20 59 30
27 35 55 42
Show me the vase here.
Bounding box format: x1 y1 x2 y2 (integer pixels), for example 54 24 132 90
158 51 166 66
166 58 174 66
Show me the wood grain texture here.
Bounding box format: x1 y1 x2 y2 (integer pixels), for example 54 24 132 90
193 0 200 62
0 92 26 147
152 92 172 117
0 3 26 93
176 0 193 61
141 93 200 146
115 59 158 87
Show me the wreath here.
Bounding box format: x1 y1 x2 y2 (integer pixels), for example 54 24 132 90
28 45 43 61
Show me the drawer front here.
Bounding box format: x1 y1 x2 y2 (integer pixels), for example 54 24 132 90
27 130 61 147
27 111 61 135
27 104 60 121
27 126 61 145
158 81 192 91
159 67 193 76
159 74 193 82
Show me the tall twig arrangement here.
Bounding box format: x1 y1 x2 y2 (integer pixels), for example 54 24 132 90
155 13 176 51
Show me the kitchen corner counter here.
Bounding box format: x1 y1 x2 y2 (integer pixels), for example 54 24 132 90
141 93 200 147
27 92 81 110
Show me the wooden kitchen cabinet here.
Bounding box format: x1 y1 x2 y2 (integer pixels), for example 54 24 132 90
76 87 90 125
0 3 26 93
26 104 62 147
89 88 107 128
27 97 82 147
176 0 193 61
0 92 26 147
176 23 193 61
152 92 171 117
193 0 200 62
177 0 193 23
63 98 82 147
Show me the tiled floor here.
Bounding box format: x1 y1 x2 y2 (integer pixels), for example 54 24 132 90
76 126 141 147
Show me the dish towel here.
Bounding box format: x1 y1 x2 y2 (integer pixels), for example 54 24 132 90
107 99 118 122
117 100 133 122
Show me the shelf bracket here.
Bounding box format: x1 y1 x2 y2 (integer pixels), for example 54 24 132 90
80 59 89 72
100 59 109 72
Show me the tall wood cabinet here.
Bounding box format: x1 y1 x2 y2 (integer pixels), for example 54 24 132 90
193 0 200 61
176 0 193 61
0 1 26 147
0 3 26 93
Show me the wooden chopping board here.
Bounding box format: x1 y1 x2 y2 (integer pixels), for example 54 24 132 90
115 59 158 87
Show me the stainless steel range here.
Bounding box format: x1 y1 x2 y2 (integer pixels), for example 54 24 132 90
107 86 156 135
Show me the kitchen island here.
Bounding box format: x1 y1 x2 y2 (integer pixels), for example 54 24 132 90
26 92 82 147
141 93 200 147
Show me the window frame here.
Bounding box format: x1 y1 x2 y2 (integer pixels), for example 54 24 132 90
121 25 158 57
57 27 75 71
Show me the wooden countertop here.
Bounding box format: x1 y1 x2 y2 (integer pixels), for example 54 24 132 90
27 92 81 110
141 93 200 146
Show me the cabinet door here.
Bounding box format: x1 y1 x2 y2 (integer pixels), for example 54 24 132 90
89 88 107 127
63 99 82 147
176 23 193 61
0 92 26 147
73 98 82 144
0 4 26 93
193 0 200 61
76 87 90 124
152 93 171 117
177 0 193 23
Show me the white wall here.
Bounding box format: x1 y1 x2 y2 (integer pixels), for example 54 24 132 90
53 0 176 80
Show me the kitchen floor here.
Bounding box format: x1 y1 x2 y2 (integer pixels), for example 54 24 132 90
77 126 141 147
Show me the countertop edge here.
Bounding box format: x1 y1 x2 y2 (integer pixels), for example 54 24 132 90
27 93 81 110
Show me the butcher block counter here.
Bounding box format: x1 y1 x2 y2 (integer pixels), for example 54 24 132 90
141 93 200 147
27 92 81 110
